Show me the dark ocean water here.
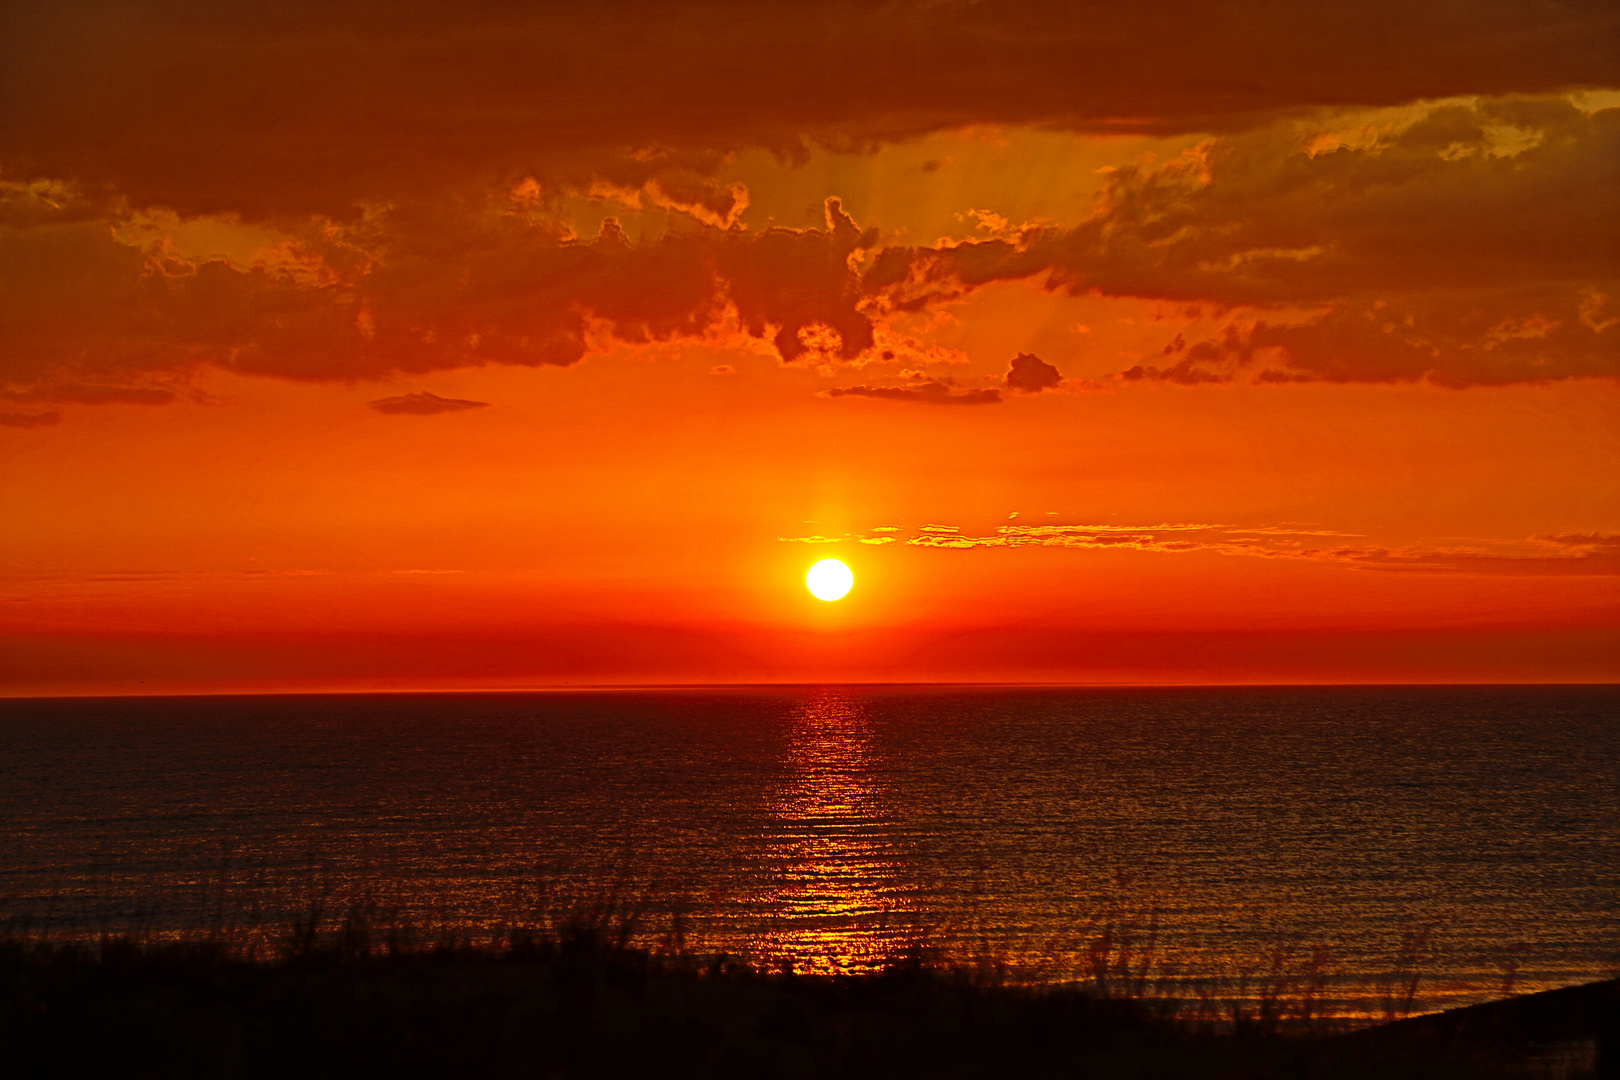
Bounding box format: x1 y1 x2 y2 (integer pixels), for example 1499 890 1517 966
2 686 1616 1012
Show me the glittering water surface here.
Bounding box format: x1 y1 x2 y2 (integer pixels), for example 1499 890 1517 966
2 686 1616 1009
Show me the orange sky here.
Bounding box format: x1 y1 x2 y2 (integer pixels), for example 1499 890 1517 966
2 1 1617 693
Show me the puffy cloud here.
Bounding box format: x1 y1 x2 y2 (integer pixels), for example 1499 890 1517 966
0 192 876 387
717 198 879 362
1004 352 1063 393
367 391 491 415
3 83 1616 394
876 98 1620 386
827 381 1002 405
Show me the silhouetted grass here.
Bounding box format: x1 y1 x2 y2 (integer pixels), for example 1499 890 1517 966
2 894 1613 1080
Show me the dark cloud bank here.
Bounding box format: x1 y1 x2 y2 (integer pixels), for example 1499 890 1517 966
1 2 1616 405
5 0 1614 215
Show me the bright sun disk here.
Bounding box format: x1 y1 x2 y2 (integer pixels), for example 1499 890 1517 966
805 558 853 601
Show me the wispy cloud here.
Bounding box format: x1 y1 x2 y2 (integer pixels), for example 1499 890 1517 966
827 381 1002 405
778 524 1620 575
1 384 176 406
0 411 61 428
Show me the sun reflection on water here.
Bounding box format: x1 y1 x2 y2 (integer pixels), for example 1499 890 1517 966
760 690 918 974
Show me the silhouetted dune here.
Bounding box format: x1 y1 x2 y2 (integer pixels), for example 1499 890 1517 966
2 928 1612 1079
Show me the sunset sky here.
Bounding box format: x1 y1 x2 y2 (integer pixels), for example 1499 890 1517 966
3 0 1617 693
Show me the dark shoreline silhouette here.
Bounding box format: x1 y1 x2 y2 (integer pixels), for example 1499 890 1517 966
3 921 1614 1079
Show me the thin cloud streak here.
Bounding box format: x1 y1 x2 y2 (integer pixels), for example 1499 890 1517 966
368 391 492 415
779 525 1620 575
827 381 1002 405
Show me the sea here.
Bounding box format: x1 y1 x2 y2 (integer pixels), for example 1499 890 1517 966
2 685 1616 1015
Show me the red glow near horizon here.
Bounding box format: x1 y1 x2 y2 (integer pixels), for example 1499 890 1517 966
1 5 1616 694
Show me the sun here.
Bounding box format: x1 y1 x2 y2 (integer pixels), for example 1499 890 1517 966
805 558 854 602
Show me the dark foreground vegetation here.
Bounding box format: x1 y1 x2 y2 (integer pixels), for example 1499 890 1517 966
2 920 1614 1080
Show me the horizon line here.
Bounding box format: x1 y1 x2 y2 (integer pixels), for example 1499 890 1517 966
3 679 1617 702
